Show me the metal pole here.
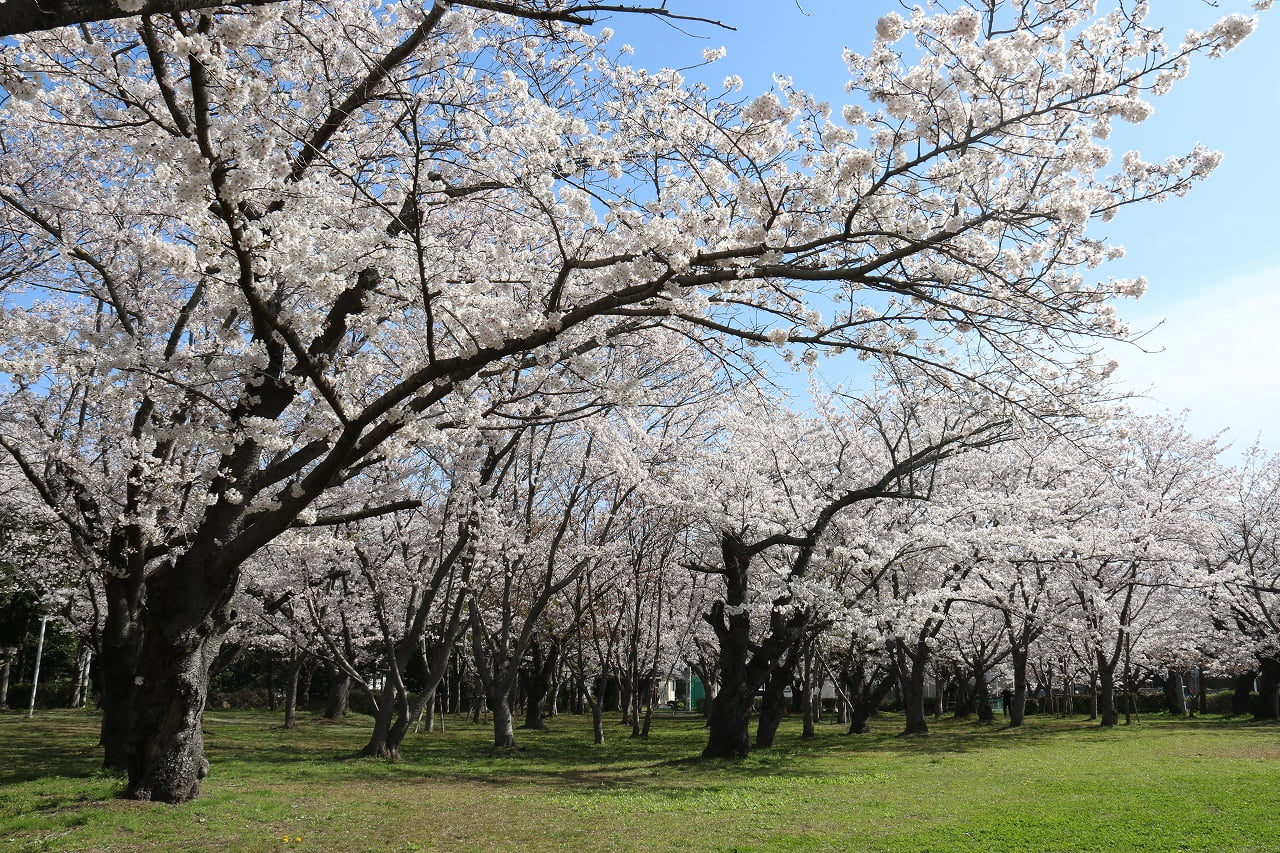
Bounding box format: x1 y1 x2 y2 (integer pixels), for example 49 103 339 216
27 615 49 719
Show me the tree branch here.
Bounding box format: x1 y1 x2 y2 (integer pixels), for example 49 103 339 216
290 499 422 528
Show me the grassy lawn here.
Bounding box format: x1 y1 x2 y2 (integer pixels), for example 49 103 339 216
1 707 1278 852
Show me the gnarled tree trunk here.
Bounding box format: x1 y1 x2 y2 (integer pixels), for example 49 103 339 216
124 564 231 803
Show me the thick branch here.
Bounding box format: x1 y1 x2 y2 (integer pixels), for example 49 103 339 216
289 499 423 528
0 0 279 36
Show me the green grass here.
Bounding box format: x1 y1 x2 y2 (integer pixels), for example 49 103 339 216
1 708 1278 852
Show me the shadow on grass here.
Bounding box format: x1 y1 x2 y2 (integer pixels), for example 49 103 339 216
0 710 110 786
5 708 1276 799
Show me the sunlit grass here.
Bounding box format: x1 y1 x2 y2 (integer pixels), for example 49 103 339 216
1 707 1277 851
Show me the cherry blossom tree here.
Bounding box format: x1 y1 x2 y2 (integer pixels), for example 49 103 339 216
1206 446 1280 718
1057 414 1224 726
0 0 1260 800
683 384 1014 755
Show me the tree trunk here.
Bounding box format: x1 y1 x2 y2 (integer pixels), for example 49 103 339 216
0 658 10 709
266 653 278 713
283 655 304 730
1097 650 1118 727
640 682 654 738
754 664 790 749
490 689 516 748
629 674 645 738
469 673 484 724
324 664 351 721
952 669 973 719
1232 671 1255 716
618 678 633 726
298 660 313 710
973 660 994 723
360 679 403 758
799 644 816 739
894 641 930 736
123 576 228 803
69 642 93 709
703 680 752 758
518 641 557 730
584 669 608 744
420 689 436 733
591 696 605 744
847 669 894 735
1009 647 1029 728
447 655 462 714
703 600 757 759
1255 658 1280 720
100 572 143 773
1163 671 1186 716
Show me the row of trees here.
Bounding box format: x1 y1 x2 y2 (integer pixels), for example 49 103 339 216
0 0 1267 803
7 384 1280 750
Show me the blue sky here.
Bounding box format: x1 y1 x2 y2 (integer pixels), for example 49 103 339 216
615 1 1279 456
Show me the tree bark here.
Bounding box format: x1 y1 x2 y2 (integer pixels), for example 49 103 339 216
123 566 229 803
639 679 655 738
588 671 607 745
360 680 402 758
490 688 516 748
800 644 816 739
324 664 351 721
618 678 633 727
952 668 973 719
1255 657 1280 720
754 663 790 750
1097 649 1118 727
1009 647 1029 727
69 642 93 709
703 678 753 759
0 658 10 710
973 660 994 723
283 655 304 729
1163 671 1186 716
702 595 757 758
266 653 278 713
520 641 558 730
1232 671 1255 716
591 696 605 744
0 0 284 38
1088 669 1099 721
846 668 894 735
100 572 143 773
895 640 930 736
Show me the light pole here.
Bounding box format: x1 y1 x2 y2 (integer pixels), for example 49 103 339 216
26 615 49 719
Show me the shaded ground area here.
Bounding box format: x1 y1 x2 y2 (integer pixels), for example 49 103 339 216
1 708 1278 852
